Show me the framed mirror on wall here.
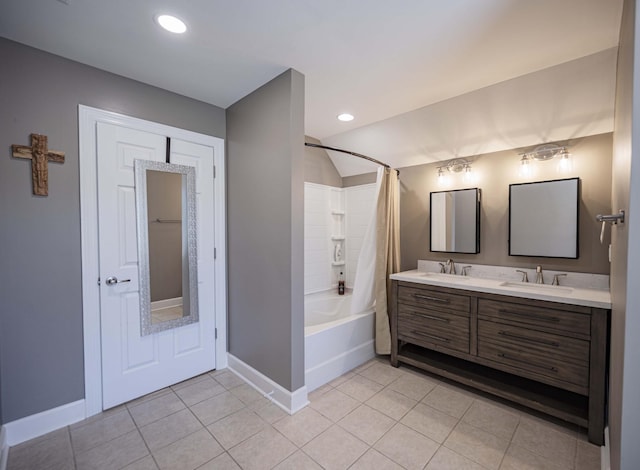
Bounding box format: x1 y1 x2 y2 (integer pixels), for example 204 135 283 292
509 177 579 258
430 188 481 254
134 159 199 336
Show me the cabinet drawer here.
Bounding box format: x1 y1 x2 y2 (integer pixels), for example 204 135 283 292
478 320 589 365
398 285 470 314
478 336 589 391
398 304 469 354
478 299 590 338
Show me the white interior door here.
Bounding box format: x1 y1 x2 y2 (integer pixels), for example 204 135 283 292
97 122 216 409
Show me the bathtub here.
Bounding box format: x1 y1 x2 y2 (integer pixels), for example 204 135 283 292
305 290 375 392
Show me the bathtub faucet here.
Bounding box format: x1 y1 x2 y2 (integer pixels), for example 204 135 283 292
446 259 456 275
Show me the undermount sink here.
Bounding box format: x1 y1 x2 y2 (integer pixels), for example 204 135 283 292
420 272 471 281
499 281 573 294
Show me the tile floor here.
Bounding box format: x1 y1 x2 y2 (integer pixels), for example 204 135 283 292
7 357 601 470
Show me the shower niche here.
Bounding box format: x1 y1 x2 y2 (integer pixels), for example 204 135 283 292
331 187 345 268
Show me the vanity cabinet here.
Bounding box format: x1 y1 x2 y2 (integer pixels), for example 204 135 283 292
390 280 609 445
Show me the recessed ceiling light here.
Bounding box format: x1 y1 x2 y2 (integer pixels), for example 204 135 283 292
156 14 187 34
337 113 354 122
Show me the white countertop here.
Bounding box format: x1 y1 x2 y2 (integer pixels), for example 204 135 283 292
390 269 612 309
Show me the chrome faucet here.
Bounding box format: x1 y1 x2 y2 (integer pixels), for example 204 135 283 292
516 269 529 283
446 259 456 275
462 265 472 276
438 262 446 273
552 273 567 286
535 265 544 284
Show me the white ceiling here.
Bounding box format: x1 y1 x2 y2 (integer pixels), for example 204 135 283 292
0 0 623 174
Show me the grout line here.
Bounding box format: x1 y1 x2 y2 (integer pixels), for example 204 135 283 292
65 426 78 470
170 371 212 392
183 381 273 458
70 412 139 459
221 451 244 470
496 441 510 469
126 407 157 469
298 446 325 469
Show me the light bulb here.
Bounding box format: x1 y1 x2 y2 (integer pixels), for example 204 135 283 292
463 165 473 184
557 152 572 173
519 156 532 178
437 168 449 186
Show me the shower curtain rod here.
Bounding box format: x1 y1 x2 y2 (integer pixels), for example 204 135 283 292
304 142 391 169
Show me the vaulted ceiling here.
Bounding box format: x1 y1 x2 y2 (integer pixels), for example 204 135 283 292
0 1 623 175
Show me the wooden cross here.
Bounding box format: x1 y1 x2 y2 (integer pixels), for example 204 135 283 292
12 133 65 196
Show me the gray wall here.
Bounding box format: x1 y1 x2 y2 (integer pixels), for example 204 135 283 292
227 69 305 392
609 0 640 467
0 346 2 425
304 137 342 186
343 172 377 187
303 139 380 188
0 38 225 423
399 133 613 274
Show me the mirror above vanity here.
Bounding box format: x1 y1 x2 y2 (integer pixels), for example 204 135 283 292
509 177 579 258
134 159 199 336
430 188 481 254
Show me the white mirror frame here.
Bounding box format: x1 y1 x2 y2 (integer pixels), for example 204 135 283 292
134 159 199 336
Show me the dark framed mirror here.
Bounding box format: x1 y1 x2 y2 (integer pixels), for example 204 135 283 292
430 188 481 254
509 177 579 258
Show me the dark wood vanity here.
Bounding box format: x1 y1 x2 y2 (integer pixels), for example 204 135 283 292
390 279 609 445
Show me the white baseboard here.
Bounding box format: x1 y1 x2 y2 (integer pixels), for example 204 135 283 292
602 426 610 470
1 425 8 470
227 354 309 414
216 351 228 370
3 400 85 447
305 339 375 392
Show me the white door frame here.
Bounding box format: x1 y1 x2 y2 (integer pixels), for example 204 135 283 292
78 105 227 417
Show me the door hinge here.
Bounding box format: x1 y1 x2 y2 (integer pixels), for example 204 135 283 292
213 165 216 178
215 328 218 339
97 277 101 286
214 247 217 259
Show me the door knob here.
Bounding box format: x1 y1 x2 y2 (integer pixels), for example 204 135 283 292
105 276 131 285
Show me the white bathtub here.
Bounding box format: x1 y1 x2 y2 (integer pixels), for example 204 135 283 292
304 291 375 391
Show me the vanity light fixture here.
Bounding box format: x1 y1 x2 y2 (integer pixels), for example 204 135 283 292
156 14 187 34
337 113 354 122
437 158 473 186
518 143 572 176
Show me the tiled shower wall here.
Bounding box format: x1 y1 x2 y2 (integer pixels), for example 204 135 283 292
345 183 377 287
304 183 335 294
304 182 376 294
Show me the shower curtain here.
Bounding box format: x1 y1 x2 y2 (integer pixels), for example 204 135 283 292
351 167 400 354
